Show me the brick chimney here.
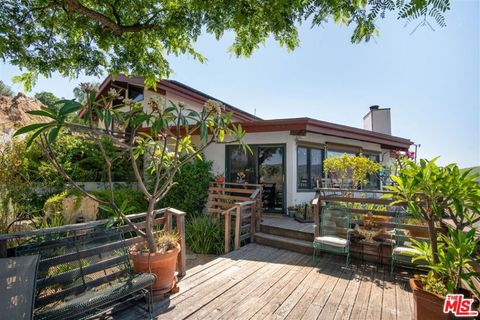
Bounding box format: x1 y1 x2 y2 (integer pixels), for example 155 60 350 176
363 105 391 135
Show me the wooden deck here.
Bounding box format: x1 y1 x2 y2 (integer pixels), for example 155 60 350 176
115 244 414 320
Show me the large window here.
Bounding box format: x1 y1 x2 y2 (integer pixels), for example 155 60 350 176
297 147 324 190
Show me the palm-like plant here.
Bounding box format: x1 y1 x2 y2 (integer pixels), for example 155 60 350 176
386 158 480 264
410 228 480 296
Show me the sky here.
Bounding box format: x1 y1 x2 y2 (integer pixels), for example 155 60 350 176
1 1 479 168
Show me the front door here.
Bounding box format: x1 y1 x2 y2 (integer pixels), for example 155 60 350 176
226 144 286 213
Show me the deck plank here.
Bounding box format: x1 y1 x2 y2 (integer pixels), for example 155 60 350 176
191 249 297 320
349 266 375 320
365 265 385 320
318 267 354 320
382 271 398 320
333 266 364 320
299 256 347 320
284 260 337 320
395 274 413 320
112 244 413 320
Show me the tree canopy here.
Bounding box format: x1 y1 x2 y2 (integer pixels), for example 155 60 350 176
0 0 450 88
34 91 60 109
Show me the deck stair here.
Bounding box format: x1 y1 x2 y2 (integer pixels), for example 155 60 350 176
254 217 315 255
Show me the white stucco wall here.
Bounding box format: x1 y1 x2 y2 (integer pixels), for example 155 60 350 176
203 130 393 209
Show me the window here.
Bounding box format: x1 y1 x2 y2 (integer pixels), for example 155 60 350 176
326 149 356 158
128 85 144 102
297 147 324 190
365 154 381 190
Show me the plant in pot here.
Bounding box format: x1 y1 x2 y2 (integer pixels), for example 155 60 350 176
409 228 480 319
214 172 225 184
386 158 480 319
15 84 248 296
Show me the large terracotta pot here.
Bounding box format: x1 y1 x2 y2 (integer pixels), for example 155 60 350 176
410 278 447 320
130 243 180 296
410 279 479 320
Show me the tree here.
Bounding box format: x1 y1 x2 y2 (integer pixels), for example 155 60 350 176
35 91 60 109
1 0 450 88
15 86 248 253
0 80 14 97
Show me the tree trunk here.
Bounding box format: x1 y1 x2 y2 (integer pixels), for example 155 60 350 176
146 200 157 253
427 217 439 264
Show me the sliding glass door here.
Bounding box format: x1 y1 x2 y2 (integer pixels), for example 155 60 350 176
226 144 286 213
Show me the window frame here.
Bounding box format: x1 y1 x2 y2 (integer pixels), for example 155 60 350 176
296 146 324 192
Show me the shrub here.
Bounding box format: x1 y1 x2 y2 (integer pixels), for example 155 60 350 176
93 188 147 219
185 215 224 255
0 81 14 97
157 158 212 219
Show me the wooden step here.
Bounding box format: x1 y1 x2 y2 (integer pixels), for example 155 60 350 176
260 224 314 242
254 232 313 255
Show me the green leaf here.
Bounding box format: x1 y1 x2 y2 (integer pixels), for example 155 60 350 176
14 123 51 137
26 125 52 147
27 109 57 119
48 126 60 143
59 100 82 116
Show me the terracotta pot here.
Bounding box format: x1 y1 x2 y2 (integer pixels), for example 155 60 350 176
130 243 180 296
214 177 225 183
410 278 447 320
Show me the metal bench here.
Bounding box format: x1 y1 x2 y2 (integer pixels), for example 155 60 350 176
14 228 156 320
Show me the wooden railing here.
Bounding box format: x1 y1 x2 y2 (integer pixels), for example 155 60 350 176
207 182 262 253
0 207 187 277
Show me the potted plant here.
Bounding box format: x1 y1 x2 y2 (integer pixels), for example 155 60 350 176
214 173 225 184
386 158 480 319
129 231 180 295
408 228 480 319
16 85 248 295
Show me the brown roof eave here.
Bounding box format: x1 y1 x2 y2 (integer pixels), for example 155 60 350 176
240 118 412 150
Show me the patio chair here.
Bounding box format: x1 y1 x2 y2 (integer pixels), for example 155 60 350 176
0 255 40 320
313 205 352 266
390 212 426 274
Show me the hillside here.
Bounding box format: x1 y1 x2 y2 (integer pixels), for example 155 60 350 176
0 93 50 133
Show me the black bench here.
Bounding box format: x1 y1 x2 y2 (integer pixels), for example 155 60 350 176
14 228 156 320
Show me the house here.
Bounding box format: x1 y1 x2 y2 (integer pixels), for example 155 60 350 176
95 75 413 213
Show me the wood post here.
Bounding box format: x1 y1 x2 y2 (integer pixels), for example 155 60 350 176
234 206 241 250
250 206 255 242
163 210 172 232
224 211 231 254
168 208 186 277
312 198 320 238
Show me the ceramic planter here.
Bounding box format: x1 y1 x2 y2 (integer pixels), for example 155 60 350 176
130 243 180 296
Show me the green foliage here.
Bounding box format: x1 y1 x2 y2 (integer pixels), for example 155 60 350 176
323 154 382 188
156 230 180 254
410 228 480 296
157 158 213 219
0 1 449 86
43 190 70 216
93 188 147 219
16 84 249 253
0 80 14 96
34 91 60 109
386 158 480 265
185 215 224 255
15 130 134 185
